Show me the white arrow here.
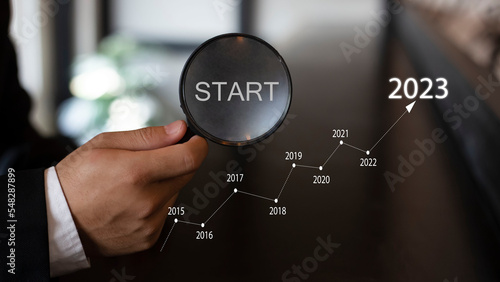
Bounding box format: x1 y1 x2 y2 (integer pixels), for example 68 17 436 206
406 101 416 113
370 101 416 152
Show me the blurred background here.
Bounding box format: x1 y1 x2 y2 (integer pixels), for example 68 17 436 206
8 0 500 281
12 0 498 144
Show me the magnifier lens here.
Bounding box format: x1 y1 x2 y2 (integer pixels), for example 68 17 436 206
180 34 292 146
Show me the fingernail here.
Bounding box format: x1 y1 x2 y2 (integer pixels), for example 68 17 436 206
164 121 182 135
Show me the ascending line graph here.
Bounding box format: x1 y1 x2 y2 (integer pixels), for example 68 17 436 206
160 101 416 252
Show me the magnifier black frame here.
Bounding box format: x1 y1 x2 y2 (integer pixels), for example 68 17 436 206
179 33 292 146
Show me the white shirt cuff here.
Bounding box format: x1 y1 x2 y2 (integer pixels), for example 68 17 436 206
45 166 90 277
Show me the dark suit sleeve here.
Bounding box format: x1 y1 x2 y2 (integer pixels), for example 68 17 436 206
1 168 50 282
0 2 51 281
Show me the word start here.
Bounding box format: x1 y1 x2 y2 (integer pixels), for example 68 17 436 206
195 81 279 102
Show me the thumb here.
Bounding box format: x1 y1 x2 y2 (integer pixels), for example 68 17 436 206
90 120 187 151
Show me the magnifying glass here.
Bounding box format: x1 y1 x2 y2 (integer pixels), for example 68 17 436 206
179 33 292 146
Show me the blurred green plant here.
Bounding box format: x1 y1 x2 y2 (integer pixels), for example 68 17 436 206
59 35 172 145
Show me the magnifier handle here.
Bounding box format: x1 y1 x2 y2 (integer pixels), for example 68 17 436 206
177 126 196 144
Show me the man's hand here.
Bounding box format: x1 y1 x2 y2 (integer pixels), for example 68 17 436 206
55 120 208 256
